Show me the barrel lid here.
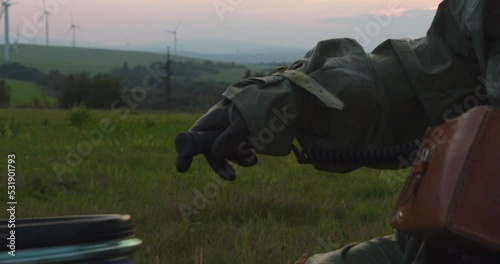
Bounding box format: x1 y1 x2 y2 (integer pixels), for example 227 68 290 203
0 215 135 251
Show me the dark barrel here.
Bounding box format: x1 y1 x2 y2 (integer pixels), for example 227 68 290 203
0 215 142 264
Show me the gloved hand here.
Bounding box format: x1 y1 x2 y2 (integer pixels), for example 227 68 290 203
175 99 258 181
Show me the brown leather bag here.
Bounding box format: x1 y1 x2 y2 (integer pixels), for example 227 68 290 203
390 105 500 253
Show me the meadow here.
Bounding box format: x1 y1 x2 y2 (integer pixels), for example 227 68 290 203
0 44 406 263
4 79 57 107
0 108 408 263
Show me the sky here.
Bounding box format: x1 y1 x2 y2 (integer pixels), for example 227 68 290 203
1 0 443 53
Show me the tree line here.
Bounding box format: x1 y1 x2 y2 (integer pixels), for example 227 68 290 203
0 60 280 110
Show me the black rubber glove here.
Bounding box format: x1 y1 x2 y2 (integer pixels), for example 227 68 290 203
175 99 258 181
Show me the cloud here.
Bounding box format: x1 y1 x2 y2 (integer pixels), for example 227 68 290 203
319 9 436 26
316 9 437 51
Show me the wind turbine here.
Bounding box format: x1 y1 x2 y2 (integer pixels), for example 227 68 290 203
1 0 16 63
66 12 81 48
165 21 181 55
13 23 18 45
14 24 21 45
41 0 51 46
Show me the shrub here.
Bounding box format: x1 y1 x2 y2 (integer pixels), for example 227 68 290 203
0 80 10 108
59 73 122 109
0 117 19 138
65 105 95 127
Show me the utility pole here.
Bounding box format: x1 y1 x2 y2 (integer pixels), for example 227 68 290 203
165 47 172 111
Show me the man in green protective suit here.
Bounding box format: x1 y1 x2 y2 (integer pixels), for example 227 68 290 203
176 0 500 263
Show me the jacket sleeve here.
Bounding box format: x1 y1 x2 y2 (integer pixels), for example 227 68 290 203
222 0 496 172
485 1 500 107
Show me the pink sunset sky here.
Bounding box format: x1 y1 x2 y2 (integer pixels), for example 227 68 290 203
2 0 442 52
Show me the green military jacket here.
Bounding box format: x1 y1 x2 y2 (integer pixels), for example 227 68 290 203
223 0 500 170
222 0 500 263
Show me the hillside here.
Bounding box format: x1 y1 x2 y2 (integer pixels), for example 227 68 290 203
5 79 57 107
0 44 277 83
0 44 186 75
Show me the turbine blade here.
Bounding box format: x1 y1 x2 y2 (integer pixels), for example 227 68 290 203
0 7 4 20
175 21 181 32
70 12 73 24
65 27 72 35
15 24 19 41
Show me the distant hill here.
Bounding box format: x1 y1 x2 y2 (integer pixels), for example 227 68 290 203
177 50 306 64
0 44 281 83
0 43 305 72
0 44 192 75
132 39 307 64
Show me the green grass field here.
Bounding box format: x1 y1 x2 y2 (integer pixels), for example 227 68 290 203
0 109 408 263
5 79 57 107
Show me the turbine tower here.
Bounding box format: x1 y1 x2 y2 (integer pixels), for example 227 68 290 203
165 21 181 55
165 46 172 111
1 0 15 63
41 0 51 46
66 13 81 48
